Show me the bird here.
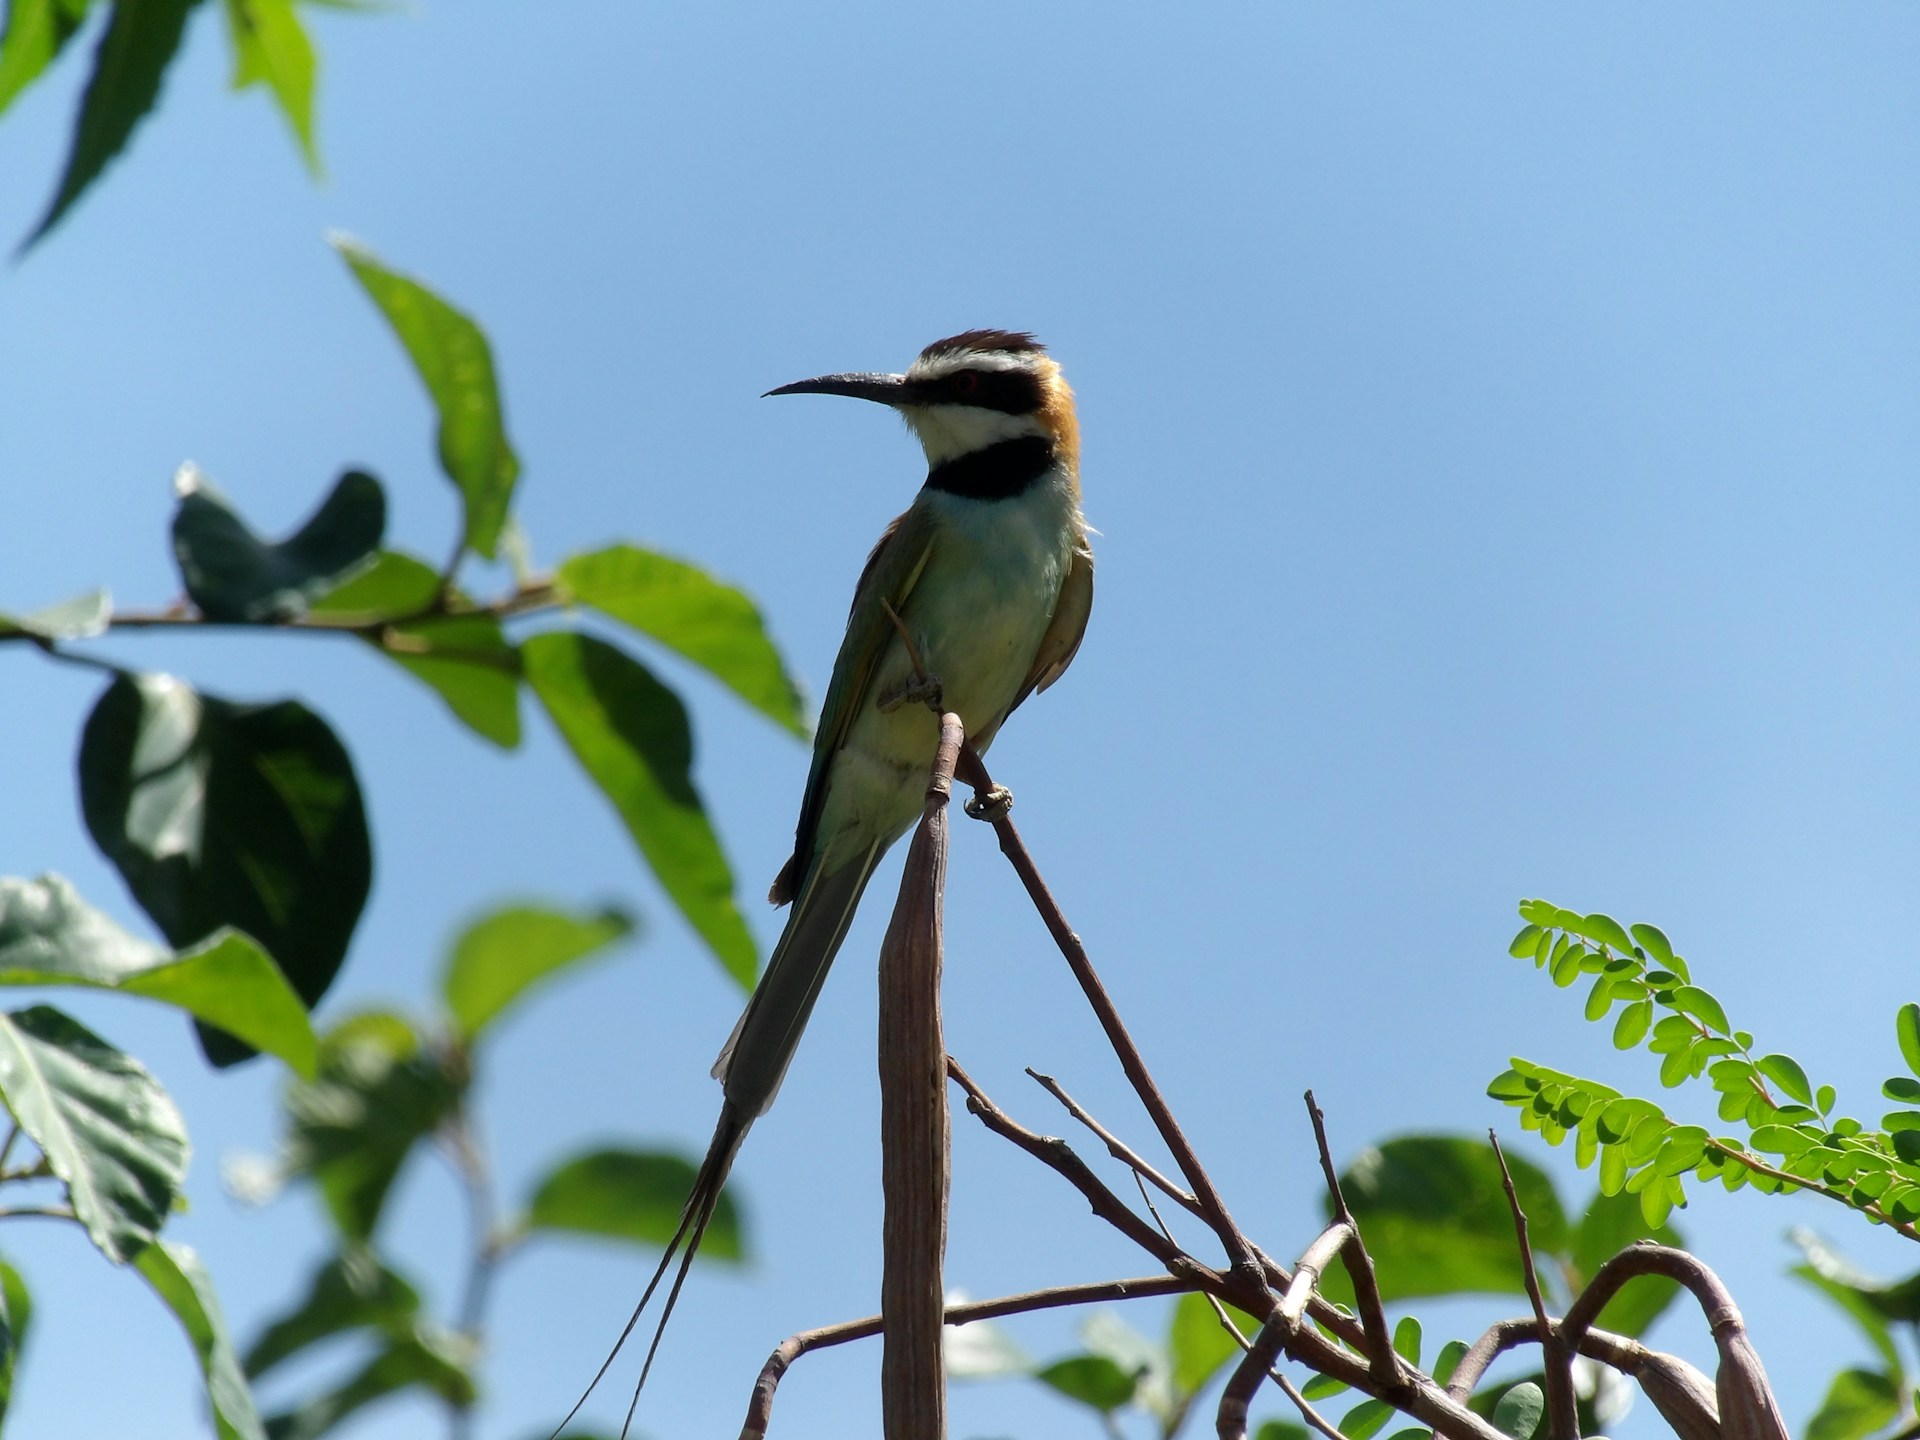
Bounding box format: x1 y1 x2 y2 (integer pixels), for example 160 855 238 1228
566 329 1093 1433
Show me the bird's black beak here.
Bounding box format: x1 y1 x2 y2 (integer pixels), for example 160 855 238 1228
763 371 910 404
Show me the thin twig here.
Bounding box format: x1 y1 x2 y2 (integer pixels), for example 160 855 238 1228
737 1276 1195 1440
1489 1131 1576 1440
0 1123 21 1175
1277 1373 1357 1440
954 743 1261 1285
1028 1068 1200 1215
1306 1092 1399 1390
1217 1313 1292 1440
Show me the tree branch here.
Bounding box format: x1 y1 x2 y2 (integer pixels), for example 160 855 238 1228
1489 1132 1575 1440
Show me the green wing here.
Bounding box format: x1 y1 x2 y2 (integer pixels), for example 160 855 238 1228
768 504 938 905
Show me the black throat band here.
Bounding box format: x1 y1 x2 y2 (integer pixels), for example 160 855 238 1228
924 435 1057 501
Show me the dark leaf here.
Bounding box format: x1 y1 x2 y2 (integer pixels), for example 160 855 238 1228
282 1015 462 1241
1255 1425 1311 1440
332 236 519 560
524 633 755 988
526 1147 743 1261
0 875 316 1076
245 1249 423 1377
313 550 521 747
79 672 372 1065
25 0 199 246
441 904 634 1040
0 1005 186 1262
559 543 807 737
1320 1135 1567 1306
172 467 383 623
136 1240 267 1440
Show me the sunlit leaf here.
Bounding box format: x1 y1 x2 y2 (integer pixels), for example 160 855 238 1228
1492 1381 1543 1440
219 0 318 172
245 1250 424 1377
0 1256 31 1424
313 550 521 748
1806 1367 1900 1440
0 588 111 640
1166 1290 1262 1399
0 0 97 118
332 235 520 560
136 1240 267 1440
1035 1354 1136 1414
441 904 634 1040
559 544 807 737
524 633 755 988
526 1147 743 1261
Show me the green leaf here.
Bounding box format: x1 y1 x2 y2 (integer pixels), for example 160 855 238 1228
1669 986 1729 1035
1391 1314 1421 1363
1884 1077 1920 1103
79 672 372 1066
0 1255 30 1424
0 0 97 118
526 1147 743 1261
262 1335 474 1440
1899 1004 1920 1079
1507 924 1543 959
1611 999 1652 1050
313 550 521 748
1629 922 1673 967
172 467 384 623
219 0 317 172
0 1005 186 1262
1078 1310 1172 1425
1806 1367 1900 1440
245 1250 424 1377
0 877 319 1076
1492 1380 1544 1440
1036 1354 1137 1413
1567 1189 1681 1337
1341 1399 1394 1440
24 0 198 245
1318 1136 1567 1307
332 235 520 560
1577 913 1633 953
559 544 807 737
136 1240 267 1440
1255 1424 1311 1440
0 587 111 640
1432 1338 1468 1387
1166 1290 1261 1398
1756 1053 1813 1106
1301 1373 1350 1400
441 904 634 1040
523 633 755 988
282 1016 462 1241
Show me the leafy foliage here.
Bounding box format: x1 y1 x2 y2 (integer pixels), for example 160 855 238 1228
171 466 384 624
1492 899 1920 1235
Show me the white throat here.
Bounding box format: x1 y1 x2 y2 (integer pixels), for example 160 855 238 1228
902 406 1050 467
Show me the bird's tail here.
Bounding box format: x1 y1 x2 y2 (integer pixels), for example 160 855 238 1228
552 1102 752 1440
711 838 887 1116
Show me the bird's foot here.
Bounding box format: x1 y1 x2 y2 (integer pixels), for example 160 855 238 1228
965 784 1013 821
879 673 944 714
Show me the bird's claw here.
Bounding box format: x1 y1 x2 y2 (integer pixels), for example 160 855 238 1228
879 673 945 714
965 785 1013 821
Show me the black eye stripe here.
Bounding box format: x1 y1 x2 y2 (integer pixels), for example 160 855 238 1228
922 367 1043 414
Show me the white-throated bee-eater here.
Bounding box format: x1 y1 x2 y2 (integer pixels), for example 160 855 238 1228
572 329 1093 1427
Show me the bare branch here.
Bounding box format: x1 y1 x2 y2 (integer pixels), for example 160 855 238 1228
737 1276 1196 1440
1307 1092 1398 1389
1489 1132 1576 1440
1029 1068 1199 1215
1217 1313 1291 1440
954 743 1262 1284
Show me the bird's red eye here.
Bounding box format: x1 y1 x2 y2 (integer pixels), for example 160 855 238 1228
952 371 980 396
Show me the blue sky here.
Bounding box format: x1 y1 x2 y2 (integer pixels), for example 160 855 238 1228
2 3 1918 1436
